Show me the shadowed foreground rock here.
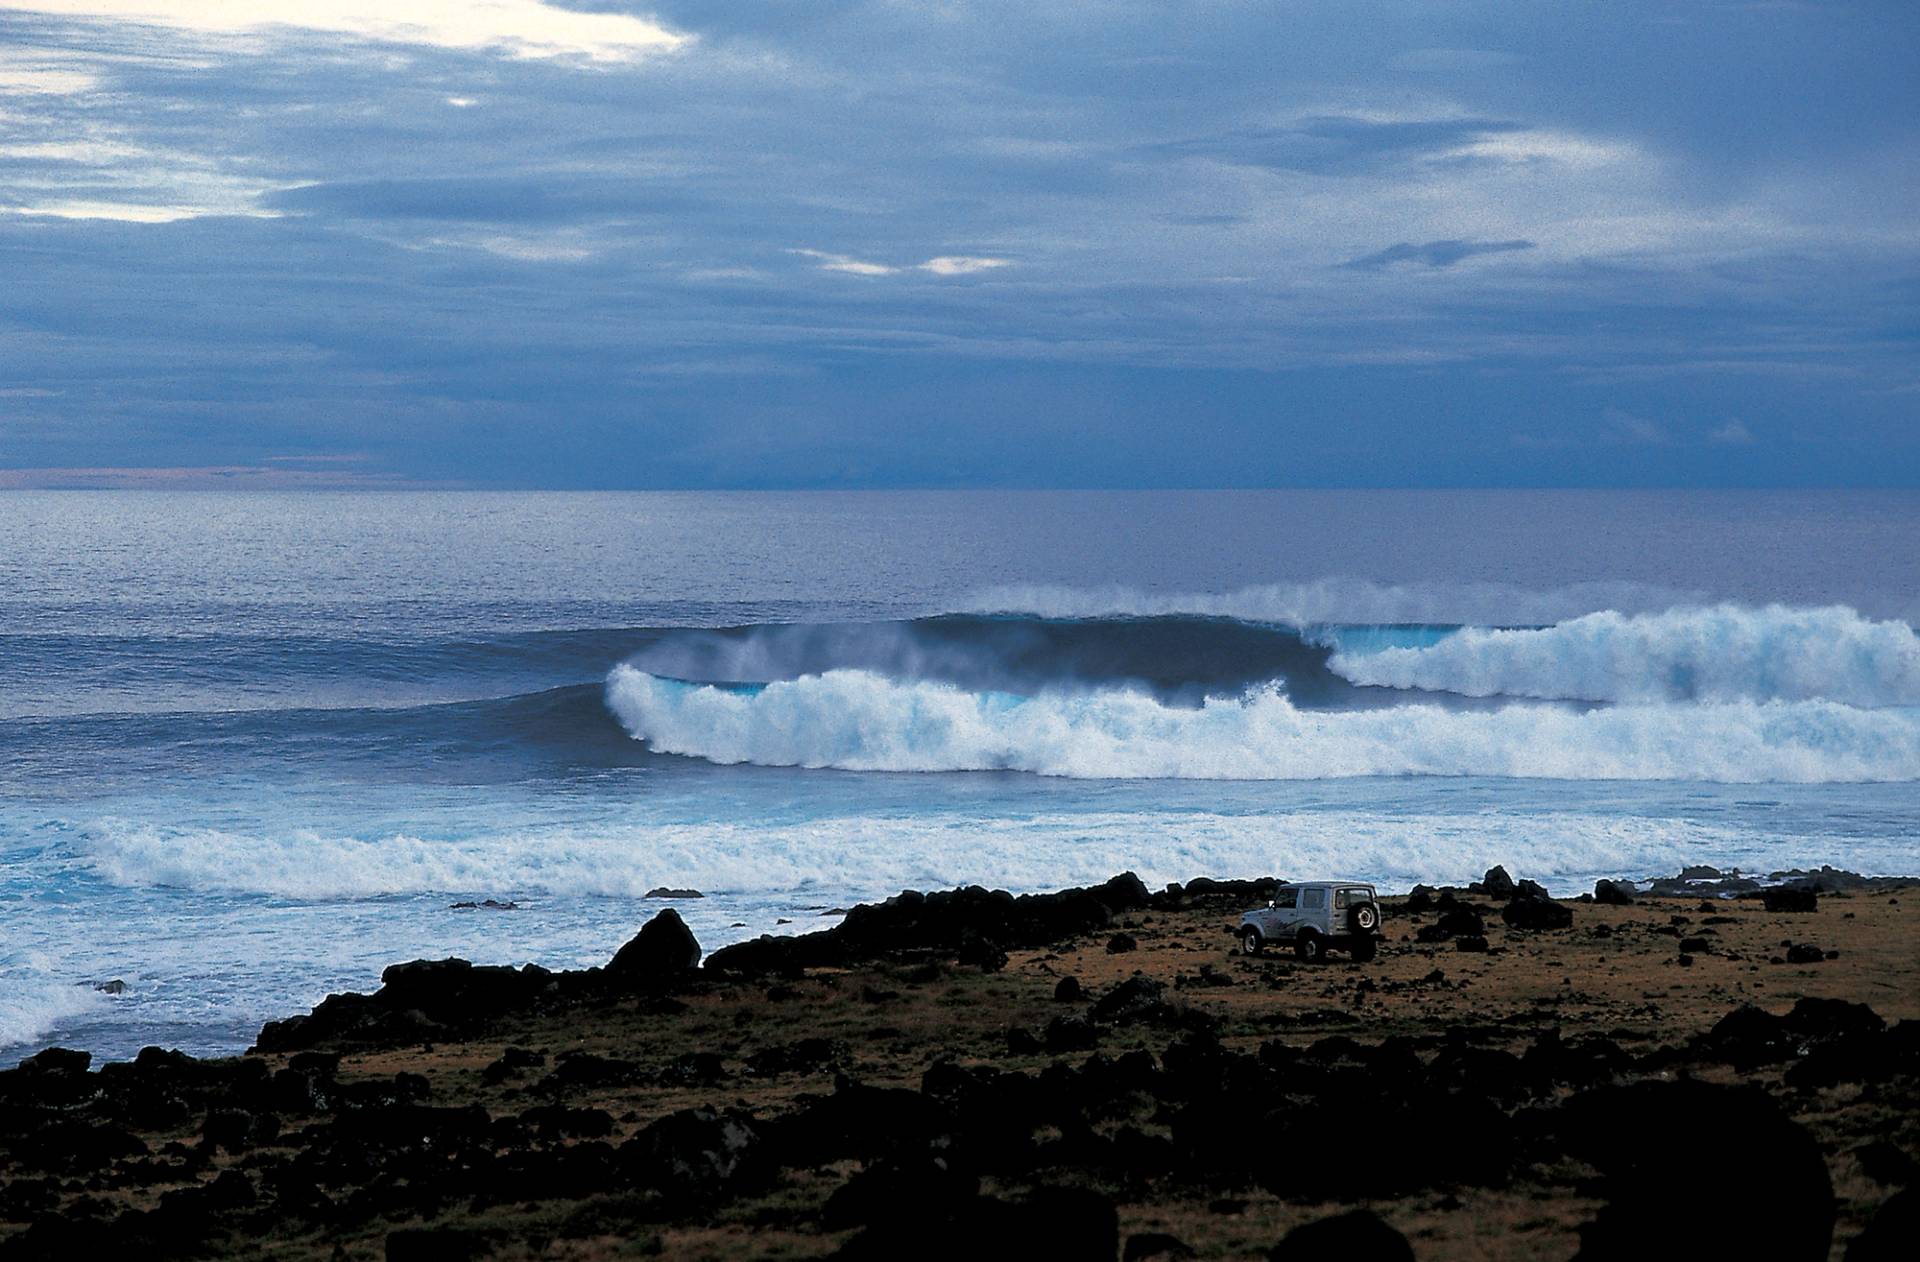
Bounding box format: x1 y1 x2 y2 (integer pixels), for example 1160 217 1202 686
1270 1210 1414 1262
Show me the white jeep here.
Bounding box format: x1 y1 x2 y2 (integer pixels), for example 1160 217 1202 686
1237 881 1382 963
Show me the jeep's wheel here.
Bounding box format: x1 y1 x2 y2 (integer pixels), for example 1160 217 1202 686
1351 902 1379 933
1350 937 1378 963
1240 927 1263 956
1295 932 1325 964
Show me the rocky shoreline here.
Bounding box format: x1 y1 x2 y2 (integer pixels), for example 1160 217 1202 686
3 866 1916 1260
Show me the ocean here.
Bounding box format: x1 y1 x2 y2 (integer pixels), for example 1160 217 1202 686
3 489 1918 1064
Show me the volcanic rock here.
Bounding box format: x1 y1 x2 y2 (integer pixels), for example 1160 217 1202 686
1593 880 1635 905
608 908 702 980
1502 896 1572 931
1764 887 1819 913
1269 1210 1413 1262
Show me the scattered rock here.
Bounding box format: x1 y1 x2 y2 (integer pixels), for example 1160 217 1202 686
1044 1016 1101 1053
1475 866 1518 900
449 899 517 910
1566 1080 1833 1260
1593 880 1635 906
1053 976 1085 1002
1502 896 1572 931
93 979 128 995
1106 933 1138 954
1785 943 1827 964
1455 935 1489 953
1764 887 1819 913
1089 974 1174 1026
957 935 1008 972
1269 1210 1413 1262
644 887 704 899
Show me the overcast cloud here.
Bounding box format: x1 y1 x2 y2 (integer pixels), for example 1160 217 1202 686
0 1 1915 486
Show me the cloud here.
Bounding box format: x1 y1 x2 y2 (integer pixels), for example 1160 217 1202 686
0 2 690 62
1342 239 1535 270
1601 408 1672 445
918 256 1011 276
264 177 703 224
1152 115 1528 176
1709 420 1755 444
792 250 1013 278
791 248 898 276
0 1 1913 487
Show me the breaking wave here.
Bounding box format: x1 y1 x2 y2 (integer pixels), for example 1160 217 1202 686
1329 605 1920 706
605 666 1920 783
0 970 104 1051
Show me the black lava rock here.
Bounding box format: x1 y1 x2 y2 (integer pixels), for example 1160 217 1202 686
1763 887 1819 913
1563 1080 1833 1261
607 908 702 980
1269 1210 1413 1262
1502 896 1573 931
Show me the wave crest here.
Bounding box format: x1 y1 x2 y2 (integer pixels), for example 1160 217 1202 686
604 666 1920 783
1330 605 1920 706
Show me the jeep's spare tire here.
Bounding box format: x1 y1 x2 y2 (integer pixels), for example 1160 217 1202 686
1351 902 1379 933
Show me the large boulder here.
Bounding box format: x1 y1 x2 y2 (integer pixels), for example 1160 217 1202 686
1593 880 1635 906
1502 896 1572 931
608 908 702 980
621 1106 766 1196
1270 1211 1413 1262
1763 887 1819 913
1562 1080 1833 1261
1475 866 1518 899
707 873 1153 974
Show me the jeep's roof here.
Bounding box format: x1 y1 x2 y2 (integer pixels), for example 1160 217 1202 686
1284 880 1375 889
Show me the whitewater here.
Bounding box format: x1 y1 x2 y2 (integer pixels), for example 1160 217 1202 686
606 668 1920 782
4 489 1918 1063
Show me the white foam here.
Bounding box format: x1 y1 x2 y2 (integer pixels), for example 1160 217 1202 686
961 579 1703 627
0 972 104 1051
605 666 1920 783
1329 605 1920 706
77 809 1844 903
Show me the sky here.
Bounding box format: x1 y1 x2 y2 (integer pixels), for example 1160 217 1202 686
0 1 1915 488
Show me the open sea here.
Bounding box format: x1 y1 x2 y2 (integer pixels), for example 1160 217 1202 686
3 489 1918 1063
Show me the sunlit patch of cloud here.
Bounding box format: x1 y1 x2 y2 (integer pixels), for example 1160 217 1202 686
792 250 1013 277
790 248 899 276
918 256 1010 276
0 2 691 63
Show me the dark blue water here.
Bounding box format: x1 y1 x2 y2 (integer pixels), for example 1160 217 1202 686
3 490 1917 1062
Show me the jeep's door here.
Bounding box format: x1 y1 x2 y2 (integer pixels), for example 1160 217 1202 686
1269 887 1300 936
1298 885 1327 931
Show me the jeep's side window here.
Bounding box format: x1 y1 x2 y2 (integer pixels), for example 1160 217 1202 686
1334 889 1349 909
1273 889 1297 909
1301 888 1325 910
